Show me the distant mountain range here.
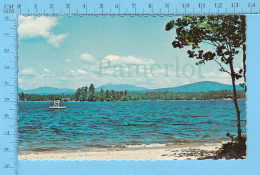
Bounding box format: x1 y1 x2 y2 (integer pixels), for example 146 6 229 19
18 87 76 95
18 81 244 95
96 83 148 91
150 81 244 92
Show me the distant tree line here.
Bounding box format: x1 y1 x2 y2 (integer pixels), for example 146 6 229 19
19 83 246 101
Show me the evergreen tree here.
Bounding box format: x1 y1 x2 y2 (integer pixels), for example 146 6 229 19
88 83 95 101
100 89 105 101
75 88 81 101
82 86 88 101
20 92 25 101
105 89 110 101
110 90 116 101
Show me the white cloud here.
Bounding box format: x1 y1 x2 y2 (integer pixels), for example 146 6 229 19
18 16 57 39
60 76 67 80
20 68 36 75
103 55 154 65
77 69 87 74
43 68 50 73
66 59 72 62
47 33 68 48
18 16 68 48
70 70 75 73
79 53 96 62
220 73 230 78
99 55 155 77
104 55 120 61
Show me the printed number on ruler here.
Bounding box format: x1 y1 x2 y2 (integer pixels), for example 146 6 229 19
1 11 18 175
2 1 260 15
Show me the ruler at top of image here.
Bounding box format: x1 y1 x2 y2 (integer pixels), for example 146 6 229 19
1 0 260 16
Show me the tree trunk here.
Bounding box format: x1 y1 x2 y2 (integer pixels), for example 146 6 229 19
229 62 242 139
243 44 247 92
241 15 247 92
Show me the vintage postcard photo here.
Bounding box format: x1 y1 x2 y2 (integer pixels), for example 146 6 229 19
18 15 246 160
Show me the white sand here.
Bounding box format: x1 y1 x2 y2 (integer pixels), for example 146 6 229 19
18 144 221 160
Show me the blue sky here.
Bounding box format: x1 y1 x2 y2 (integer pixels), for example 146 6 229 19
18 16 243 90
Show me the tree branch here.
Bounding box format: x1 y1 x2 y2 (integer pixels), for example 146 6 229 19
202 41 216 47
214 58 231 75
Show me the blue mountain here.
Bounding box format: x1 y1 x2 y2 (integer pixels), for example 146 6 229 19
150 81 244 92
18 87 76 95
18 81 244 94
96 83 148 91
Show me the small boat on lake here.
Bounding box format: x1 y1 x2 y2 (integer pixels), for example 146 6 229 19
49 100 67 109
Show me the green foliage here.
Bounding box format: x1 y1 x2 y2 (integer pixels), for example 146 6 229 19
166 15 246 139
226 132 246 144
20 92 25 101
18 88 246 102
215 132 246 159
18 93 62 101
165 15 246 85
120 95 129 101
88 84 95 101
75 88 81 101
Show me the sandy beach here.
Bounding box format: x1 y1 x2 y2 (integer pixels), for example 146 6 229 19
18 144 221 160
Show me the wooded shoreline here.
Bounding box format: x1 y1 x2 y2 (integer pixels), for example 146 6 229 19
18 89 245 102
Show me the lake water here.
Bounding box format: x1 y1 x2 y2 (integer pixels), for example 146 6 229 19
18 100 246 152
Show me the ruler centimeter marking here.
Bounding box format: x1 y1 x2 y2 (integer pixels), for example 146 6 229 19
0 12 18 175
0 0 259 175
1 1 260 16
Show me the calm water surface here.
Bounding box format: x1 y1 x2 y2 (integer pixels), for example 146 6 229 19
18 100 246 152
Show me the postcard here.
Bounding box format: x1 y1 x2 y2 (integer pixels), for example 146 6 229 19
17 15 246 160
